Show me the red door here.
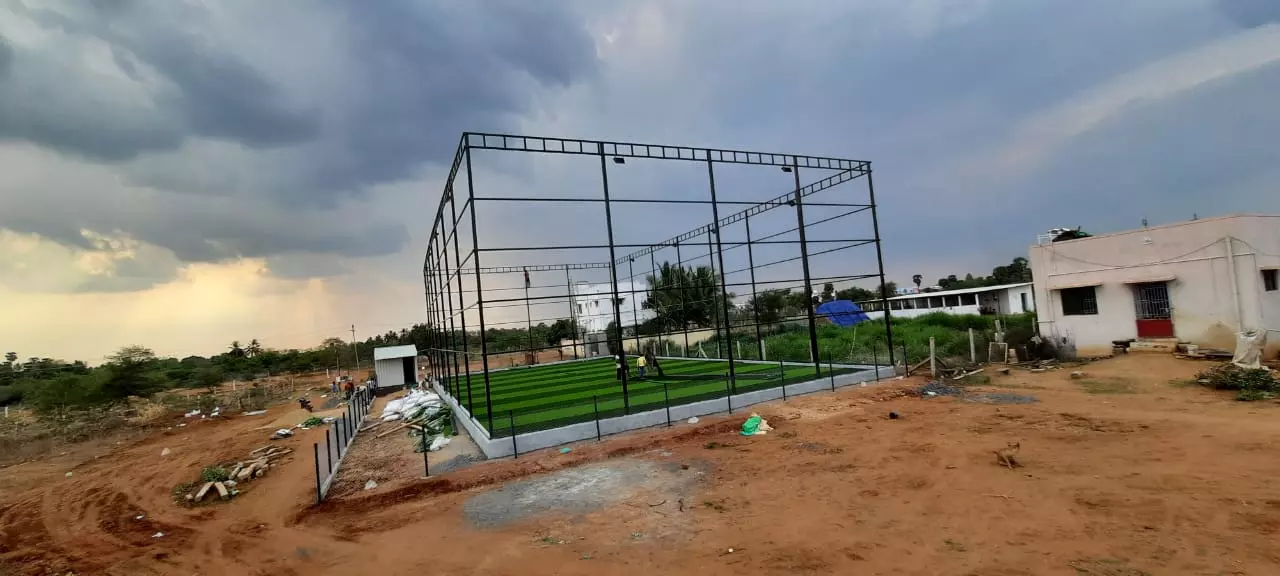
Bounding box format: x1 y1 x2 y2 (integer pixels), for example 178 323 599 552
1133 283 1174 338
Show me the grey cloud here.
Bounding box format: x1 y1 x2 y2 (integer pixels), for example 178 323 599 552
1217 0 1280 28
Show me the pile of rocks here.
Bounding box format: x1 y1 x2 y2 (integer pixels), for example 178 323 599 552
186 445 293 503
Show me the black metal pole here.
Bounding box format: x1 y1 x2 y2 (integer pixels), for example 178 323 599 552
524 269 533 363
663 381 671 426
744 214 764 360
829 354 835 391
465 147 496 434
903 340 911 376
871 340 879 379
725 373 733 414
676 242 689 357
629 258 641 354
867 168 896 367
423 435 429 477
449 192 475 414
325 429 333 474
599 143 629 414
566 266 579 360
707 158 737 390
705 232 720 360
509 410 518 459
313 443 322 503
791 162 821 375
593 395 601 441
440 221 461 400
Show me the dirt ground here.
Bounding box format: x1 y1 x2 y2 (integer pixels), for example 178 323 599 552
4 354 1280 575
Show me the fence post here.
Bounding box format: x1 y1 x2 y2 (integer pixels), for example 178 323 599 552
509 410 518 459
422 434 430 477
871 342 879 381
969 328 976 364
313 443 322 503
663 382 672 426
828 354 835 391
929 337 937 378
903 340 911 376
725 373 733 414
592 395 602 441
325 429 333 474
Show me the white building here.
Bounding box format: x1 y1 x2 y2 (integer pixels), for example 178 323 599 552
1028 214 1280 358
859 282 1035 318
373 345 419 390
572 280 655 333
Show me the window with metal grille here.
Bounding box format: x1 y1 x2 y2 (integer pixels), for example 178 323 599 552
1133 282 1171 320
944 295 960 307
959 293 977 306
1264 269 1278 292
1060 286 1098 316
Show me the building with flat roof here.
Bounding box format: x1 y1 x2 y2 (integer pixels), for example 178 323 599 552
1027 214 1280 357
859 282 1035 319
373 345 419 391
571 280 655 334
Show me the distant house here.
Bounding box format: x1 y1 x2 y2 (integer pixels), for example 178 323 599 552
1027 214 1280 357
858 282 1035 318
571 280 655 334
373 345 419 392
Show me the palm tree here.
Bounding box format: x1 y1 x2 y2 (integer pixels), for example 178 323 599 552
246 339 263 358
912 274 923 290
4 352 16 367
229 341 245 358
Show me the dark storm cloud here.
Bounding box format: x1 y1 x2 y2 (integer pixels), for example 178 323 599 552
0 0 598 289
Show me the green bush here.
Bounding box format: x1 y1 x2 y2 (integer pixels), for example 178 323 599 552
1196 364 1278 401
200 466 230 483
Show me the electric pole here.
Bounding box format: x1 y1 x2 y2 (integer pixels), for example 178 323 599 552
351 324 361 375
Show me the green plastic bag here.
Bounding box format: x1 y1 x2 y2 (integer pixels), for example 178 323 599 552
740 415 762 436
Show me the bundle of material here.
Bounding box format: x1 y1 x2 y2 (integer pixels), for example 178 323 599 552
381 390 442 422
185 445 293 503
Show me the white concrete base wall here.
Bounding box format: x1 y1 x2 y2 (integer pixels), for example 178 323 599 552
434 364 895 460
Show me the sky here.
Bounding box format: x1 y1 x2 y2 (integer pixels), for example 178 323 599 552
3 0 1280 362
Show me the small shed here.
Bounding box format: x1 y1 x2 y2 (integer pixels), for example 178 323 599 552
373 345 419 391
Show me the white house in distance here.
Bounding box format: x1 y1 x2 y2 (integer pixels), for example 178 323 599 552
373 345 419 391
1027 214 1280 358
859 282 1036 318
571 280 655 333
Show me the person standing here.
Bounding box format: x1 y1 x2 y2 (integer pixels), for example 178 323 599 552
637 353 647 378
615 354 625 381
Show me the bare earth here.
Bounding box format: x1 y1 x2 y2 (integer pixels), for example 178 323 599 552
3 354 1280 575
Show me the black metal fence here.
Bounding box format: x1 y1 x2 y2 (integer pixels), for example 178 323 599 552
312 387 374 502
422 133 895 436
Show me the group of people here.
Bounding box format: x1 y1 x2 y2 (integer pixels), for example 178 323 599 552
614 347 663 381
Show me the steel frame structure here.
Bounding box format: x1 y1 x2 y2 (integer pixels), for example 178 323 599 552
423 132 893 434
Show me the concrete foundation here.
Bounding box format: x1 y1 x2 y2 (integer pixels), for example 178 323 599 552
434 363 895 460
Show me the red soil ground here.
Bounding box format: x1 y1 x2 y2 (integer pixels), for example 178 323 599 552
3 354 1280 575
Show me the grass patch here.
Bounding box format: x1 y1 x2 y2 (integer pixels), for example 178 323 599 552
1195 364 1279 401
200 466 230 483
1078 378 1135 394
1167 378 1198 388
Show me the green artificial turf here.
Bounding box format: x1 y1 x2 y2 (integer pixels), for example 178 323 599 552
443 357 859 436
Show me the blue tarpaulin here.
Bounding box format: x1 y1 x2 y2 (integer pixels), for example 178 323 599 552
816 300 871 327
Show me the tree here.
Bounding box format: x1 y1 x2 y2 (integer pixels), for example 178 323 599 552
835 285 876 302
746 289 790 325
820 283 836 303
991 256 1032 284
228 341 246 358
100 346 160 402
912 274 923 290
644 262 721 329
246 339 263 358
876 282 898 297
4 352 16 366
545 319 579 346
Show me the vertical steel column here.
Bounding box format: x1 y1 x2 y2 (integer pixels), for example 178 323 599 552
440 224 460 399
629 258 641 354
565 266 579 360
791 161 821 375
523 269 533 363
649 252 663 347
744 214 763 360
435 240 454 396
706 157 736 389
464 145 496 433
866 167 896 367
675 241 686 355
705 231 719 359
598 143 629 413
449 193 474 413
